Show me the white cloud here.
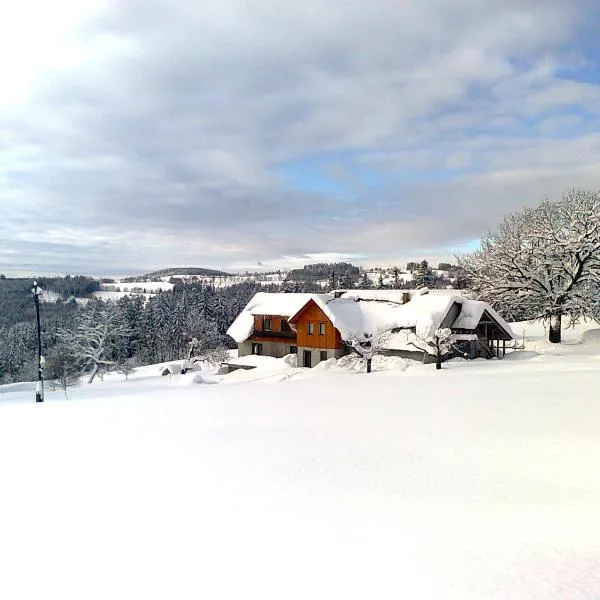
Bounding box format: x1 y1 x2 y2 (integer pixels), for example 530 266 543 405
1 0 599 274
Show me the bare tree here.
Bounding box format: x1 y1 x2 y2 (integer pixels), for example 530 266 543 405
459 189 600 343
203 346 230 367
344 331 392 373
408 328 459 370
45 344 81 398
61 301 130 383
116 357 135 381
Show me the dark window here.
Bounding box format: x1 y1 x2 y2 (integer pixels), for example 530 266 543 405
318 322 326 335
320 351 327 362
281 319 291 332
308 322 315 335
289 346 297 354
251 343 263 355
263 318 272 331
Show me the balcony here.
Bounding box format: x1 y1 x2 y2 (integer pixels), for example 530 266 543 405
251 329 296 339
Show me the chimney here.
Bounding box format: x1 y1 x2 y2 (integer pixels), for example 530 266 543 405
402 292 410 304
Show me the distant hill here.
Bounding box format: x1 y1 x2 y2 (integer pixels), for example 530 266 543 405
135 267 231 281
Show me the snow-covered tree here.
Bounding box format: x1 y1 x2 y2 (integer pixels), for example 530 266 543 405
327 269 337 292
343 331 391 373
45 344 81 397
459 190 600 343
116 357 135 381
359 271 373 289
337 274 353 289
408 327 460 370
61 300 130 383
583 283 600 323
203 346 230 367
392 266 401 289
414 260 433 287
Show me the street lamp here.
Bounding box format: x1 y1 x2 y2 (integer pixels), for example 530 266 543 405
32 281 44 403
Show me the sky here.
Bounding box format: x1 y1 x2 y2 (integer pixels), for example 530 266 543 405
1 0 600 276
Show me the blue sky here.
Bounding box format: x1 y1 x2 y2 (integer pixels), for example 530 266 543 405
1 0 600 275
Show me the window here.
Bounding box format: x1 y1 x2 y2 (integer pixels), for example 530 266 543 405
289 346 297 354
251 343 263 355
320 351 328 362
308 322 315 335
281 319 291 332
318 322 326 335
263 318 272 331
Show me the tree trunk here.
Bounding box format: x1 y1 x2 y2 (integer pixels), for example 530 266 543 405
549 314 562 344
366 358 372 373
435 347 442 369
87 362 99 384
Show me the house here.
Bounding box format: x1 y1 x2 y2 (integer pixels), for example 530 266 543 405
226 289 515 368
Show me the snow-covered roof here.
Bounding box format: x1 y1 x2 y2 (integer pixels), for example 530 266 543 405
301 297 408 340
227 291 514 344
226 292 333 343
453 300 514 337
378 292 514 340
337 288 470 302
337 290 408 303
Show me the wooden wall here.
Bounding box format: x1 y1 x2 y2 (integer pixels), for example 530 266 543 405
253 315 287 332
294 302 342 349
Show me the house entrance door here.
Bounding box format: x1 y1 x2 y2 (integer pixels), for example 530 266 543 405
303 350 312 368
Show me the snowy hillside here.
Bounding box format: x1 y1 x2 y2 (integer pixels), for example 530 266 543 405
2 321 600 599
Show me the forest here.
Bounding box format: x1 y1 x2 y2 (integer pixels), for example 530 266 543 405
0 279 274 384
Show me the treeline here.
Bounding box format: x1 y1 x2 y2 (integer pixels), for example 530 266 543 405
283 260 468 291
122 267 230 282
0 277 93 330
286 262 360 283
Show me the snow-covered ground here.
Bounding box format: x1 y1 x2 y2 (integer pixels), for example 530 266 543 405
93 290 156 301
93 280 174 301
2 320 600 599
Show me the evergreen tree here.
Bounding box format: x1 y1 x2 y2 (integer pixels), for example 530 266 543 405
392 266 401 289
414 260 433 287
327 270 337 292
359 272 374 289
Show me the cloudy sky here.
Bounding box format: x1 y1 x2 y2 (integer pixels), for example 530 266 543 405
2 0 600 276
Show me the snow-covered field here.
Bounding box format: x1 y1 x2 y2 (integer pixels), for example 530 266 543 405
93 281 174 301
93 290 156 301
2 320 600 599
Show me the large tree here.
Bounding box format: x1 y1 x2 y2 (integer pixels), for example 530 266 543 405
459 189 600 343
61 300 130 383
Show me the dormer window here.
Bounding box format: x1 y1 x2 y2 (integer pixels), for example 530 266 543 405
263 318 272 331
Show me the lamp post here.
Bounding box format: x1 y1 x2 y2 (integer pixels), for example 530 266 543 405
32 281 44 403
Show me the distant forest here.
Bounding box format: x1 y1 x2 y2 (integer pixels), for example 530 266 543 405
123 267 231 282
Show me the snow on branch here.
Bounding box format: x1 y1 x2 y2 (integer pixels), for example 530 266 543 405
459 189 600 342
